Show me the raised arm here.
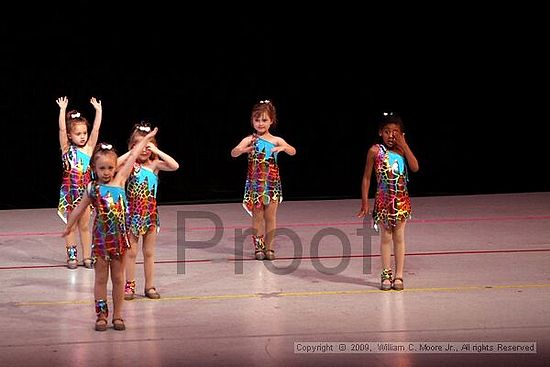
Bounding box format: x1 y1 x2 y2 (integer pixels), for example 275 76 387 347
114 127 158 185
394 132 419 172
231 135 255 157
356 145 377 218
116 150 131 169
148 143 180 173
86 97 103 148
272 137 296 156
62 190 92 237
56 96 70 152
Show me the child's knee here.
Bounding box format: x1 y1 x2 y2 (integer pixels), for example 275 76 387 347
78 221 90 232
143 246 155 259
111 272 125 285
127 246 138 259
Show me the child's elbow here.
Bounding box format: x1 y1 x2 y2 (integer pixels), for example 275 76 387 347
410 163 420 172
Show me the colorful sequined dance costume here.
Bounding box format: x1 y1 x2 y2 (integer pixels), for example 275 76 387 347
87 183 130 261
372 144 412 231
57 145 92 223
242 136 283 216
126 163 160 236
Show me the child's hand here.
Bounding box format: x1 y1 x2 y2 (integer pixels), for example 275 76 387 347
271 145 285 153
146 142 159 154
356 207 370 218
393 132 408 149
242 135 256 154
61 226 72 237
145 127 158 141
56 96 68 110
90 97 102 110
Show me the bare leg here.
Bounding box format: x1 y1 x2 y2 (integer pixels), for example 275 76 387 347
380 225 393 270
392 220 407 285
94 258 109 302
93 257 110 330
251 207 266 259
64 210 78 259
77 206 92 261
64 227 77 249
264 201 279 252
110 255 126 322
380 225 393 288
142 229 158 292
64 226 78 268
252 207 265 237
125 233 140 285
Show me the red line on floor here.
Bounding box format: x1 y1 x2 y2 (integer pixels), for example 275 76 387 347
5 214 549 237
185 215 550 231
1 247 548 270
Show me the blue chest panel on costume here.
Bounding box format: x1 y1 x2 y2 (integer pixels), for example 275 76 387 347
256 137 278 161
387 150 406 175
96 185 127 204
131 165 158 192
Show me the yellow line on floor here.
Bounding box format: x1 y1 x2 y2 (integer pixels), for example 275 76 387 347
16 283 550 306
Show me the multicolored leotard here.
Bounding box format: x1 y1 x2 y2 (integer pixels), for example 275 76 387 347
126 163 160 236
87 183 130 260
242 136 283 216
372 144 412 230
57 145 92 223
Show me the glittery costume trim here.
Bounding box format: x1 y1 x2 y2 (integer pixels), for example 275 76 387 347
66 245 77 262
95 299 108 318
381 268 393 281
252 234 266 252
125 280 136 295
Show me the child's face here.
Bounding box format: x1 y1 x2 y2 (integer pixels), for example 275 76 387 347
252 112 273 135
379 123 402 148
68 123 88 147
94 153 117 184
131 135 153 163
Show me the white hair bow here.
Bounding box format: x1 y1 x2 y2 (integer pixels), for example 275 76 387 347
100 143 113 150
137 126 151 132
70 112 81 118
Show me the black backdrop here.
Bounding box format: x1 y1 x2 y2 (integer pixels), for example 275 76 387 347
2 5 548 210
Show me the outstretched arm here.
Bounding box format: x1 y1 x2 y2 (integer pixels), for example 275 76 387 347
86 97 103 148
231 135 255 157
56 96 69 152
114 127 158 185
148 143 180 172
356 146 377 218
62 191 92 237
272 137 296 156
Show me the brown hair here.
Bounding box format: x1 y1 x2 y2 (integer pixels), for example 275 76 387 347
66 109 90 133
251 99 277 128
128 121 158 160
90 142 118 172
